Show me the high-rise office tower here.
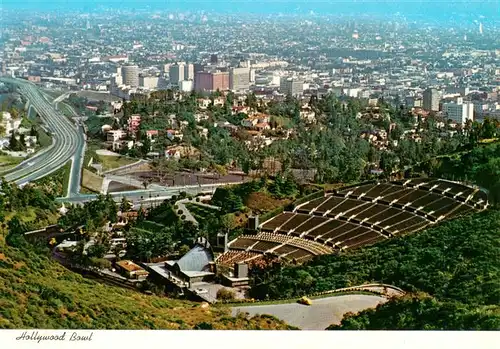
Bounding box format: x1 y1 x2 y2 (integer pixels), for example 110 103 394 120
479 22 484 35
280 77 303 96
229 67 250 92
195 71 229 92
121 64 139 87
423 88 440 111
184 63 194 80
169 63 185 84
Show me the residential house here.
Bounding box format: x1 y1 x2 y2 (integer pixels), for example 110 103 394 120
1 112 21 135
107 129 127 142
146 130 159 141
116 260 149 280
127 114 141 133
197 98 211 110
166 129 184 141
194 112 210 122
196 126 209 139
299 105 316 123
165 148 181 160
165 145 200 159
232 106 249 115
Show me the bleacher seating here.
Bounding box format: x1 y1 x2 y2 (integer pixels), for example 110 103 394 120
327 198 366 217
293 216 330 235
273 245 300 255
408 192 443 209
306 219 346 237
344 234 387 250
355 204 390 221
261 212 295 231
296 197 326 214
379 188 417 203
278 213 312 233
344 202 375 218
321 225 371 244
228 238 258 250
340 230 384 249
362 183 402 200
380 211 417 227
390 216 429 234
366 207 403 224
217 178 484 268
284 249 314 261
314 196 346 215
250 241 282 253
349 183 377 197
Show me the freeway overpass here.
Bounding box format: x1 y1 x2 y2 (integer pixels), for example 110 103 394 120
0 77 86 196
55 183 237 205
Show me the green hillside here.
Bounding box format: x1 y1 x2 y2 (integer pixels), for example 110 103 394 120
0 236 294 329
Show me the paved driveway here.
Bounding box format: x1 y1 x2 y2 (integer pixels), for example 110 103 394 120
232 294 386 330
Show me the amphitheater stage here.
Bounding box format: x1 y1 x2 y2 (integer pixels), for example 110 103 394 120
231 294 386 330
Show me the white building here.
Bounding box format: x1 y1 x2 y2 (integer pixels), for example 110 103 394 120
179 80 194 92
139 76 159 89
229 67 250 92
1 112 21 135
443 99 474 124
121 64 140 87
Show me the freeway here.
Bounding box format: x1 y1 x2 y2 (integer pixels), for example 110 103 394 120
0 77 85 196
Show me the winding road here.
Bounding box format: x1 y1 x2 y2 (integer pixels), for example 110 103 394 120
0 77 85 197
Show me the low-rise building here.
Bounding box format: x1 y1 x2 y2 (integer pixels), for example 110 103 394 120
115 260 149 280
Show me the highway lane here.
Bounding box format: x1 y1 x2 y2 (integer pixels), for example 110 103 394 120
0 78 85 196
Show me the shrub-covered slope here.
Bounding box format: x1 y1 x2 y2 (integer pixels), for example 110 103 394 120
0 236 293 330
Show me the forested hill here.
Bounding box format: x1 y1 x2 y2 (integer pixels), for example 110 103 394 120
250 210 500 329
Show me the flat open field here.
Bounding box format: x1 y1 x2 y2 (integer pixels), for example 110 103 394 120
232 294 386 330
97 155 136 172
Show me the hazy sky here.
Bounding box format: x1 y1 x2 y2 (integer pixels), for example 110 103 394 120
1 0 498 19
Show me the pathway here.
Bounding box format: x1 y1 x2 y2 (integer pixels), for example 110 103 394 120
232 294 387 330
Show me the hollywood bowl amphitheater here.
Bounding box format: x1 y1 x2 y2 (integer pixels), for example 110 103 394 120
216 178 488 268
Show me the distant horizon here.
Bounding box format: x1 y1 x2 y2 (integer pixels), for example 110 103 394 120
1 0 499 21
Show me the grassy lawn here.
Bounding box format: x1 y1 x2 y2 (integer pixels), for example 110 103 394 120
81 168 103 193
185 202 220 221
83 141 137 173
97 154 137 172
58 102 75 117
0 154 25 173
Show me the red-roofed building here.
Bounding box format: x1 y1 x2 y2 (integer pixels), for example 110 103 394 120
146 130 159 140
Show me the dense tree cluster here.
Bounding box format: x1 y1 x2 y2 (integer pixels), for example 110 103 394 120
431 142 500 204
327 295 500 330
58 194 118 231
